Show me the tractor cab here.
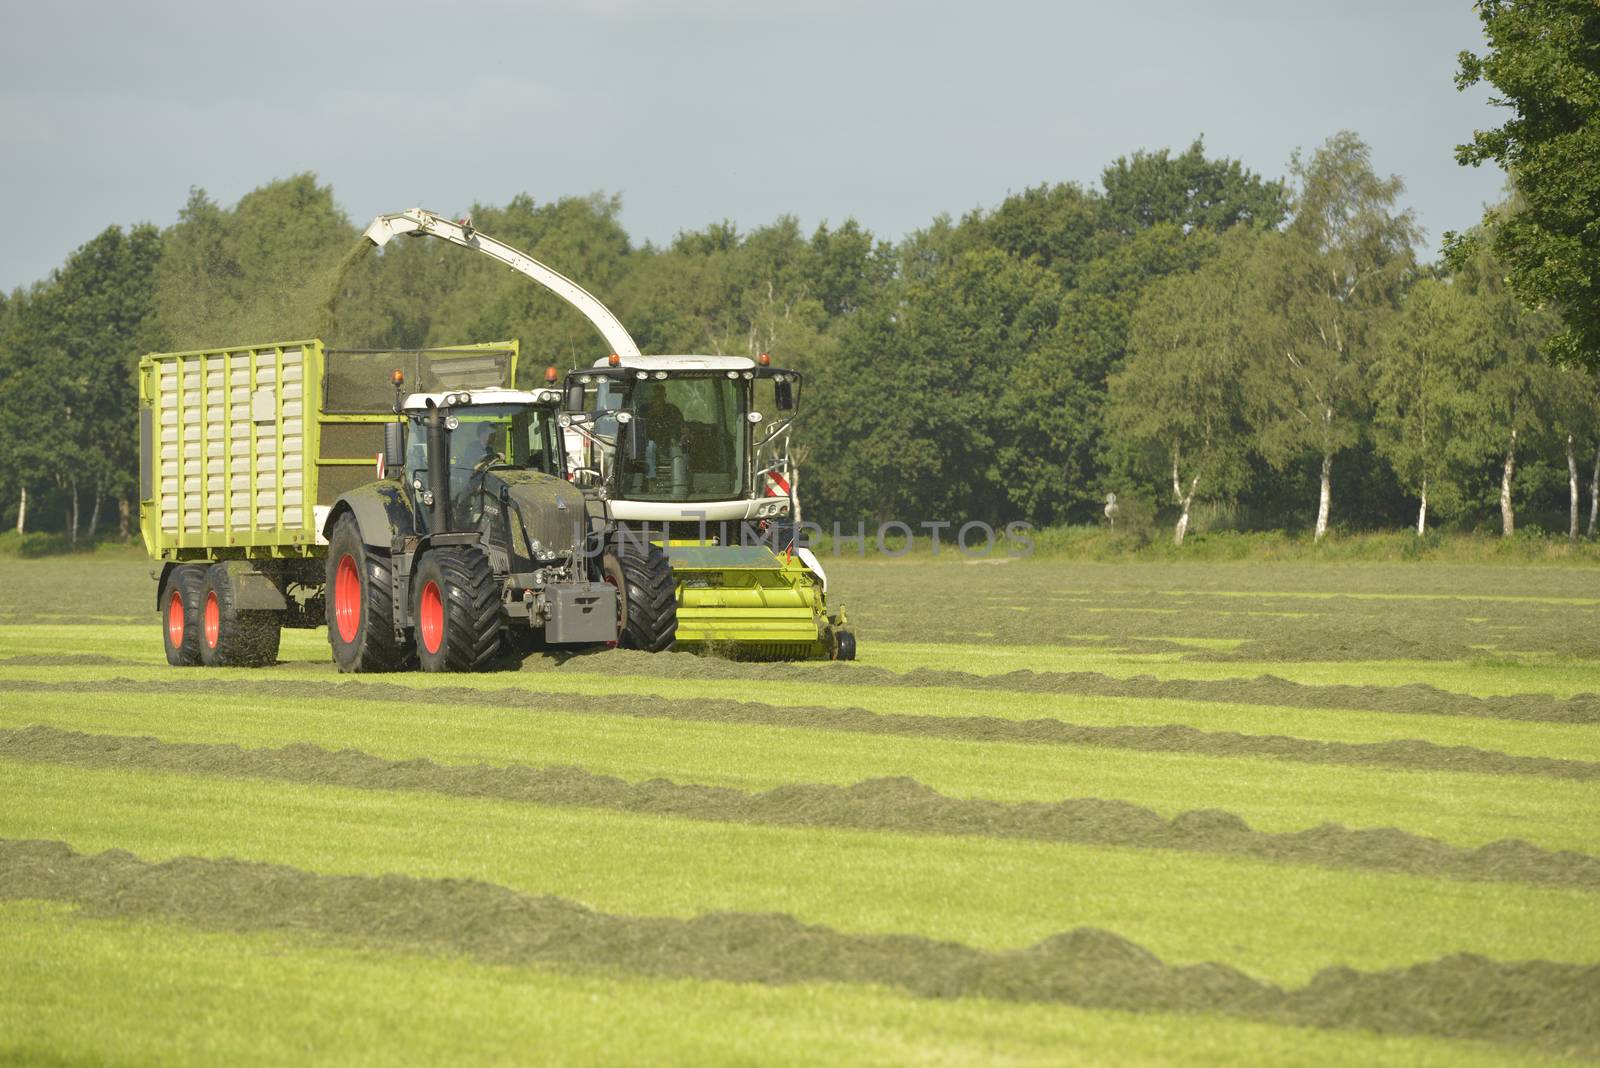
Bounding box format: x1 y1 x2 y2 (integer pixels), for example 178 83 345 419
395 385 568 535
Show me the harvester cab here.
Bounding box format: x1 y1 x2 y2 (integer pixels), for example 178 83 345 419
564 355 855 661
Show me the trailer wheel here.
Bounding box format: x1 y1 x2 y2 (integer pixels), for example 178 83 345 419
161 565 206 667
412 546 503 672
608 541 676 653
831 630 857 662
198 565 282 667
326 513 414 672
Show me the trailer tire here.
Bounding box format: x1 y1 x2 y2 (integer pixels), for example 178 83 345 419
608 541 676 653
199 565 282 667
326 514 414 672
412 546 503 672
161 564 206 667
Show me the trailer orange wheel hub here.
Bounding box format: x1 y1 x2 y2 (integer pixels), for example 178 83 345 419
203 591 220 649
335 555 361 643
166 590 185 648
419 580 444 654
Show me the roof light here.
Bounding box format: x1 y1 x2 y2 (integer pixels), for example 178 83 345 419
653 371 668 380
391 369 405 386
545 366 558 382
608 353 622 367
757 353 771 366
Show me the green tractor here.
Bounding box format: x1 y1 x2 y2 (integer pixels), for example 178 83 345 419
141 340 634 671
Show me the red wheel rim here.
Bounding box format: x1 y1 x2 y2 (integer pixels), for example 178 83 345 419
203 591 220 649
419 580 444 655
334 554 361 644
166 590 185 648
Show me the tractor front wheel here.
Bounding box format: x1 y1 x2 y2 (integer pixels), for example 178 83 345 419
412 546 503 672
161 564 206 667
326 514 414 673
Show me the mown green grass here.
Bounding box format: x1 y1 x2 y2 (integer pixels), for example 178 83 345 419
3 688 1595 853
1 903 1558 1068
5 759 1598 987
8 619 1596 697
2 555 1596 1065
6 649 1597 762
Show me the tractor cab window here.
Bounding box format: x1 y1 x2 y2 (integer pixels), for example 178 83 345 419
406 403 559 530
509 408 564 477
620 374 746 502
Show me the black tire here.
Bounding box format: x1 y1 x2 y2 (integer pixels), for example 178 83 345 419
607 540 676 652
199 565 282 668
832 631 857 661
161 564 206 667
326 513 414 673
412 546 503 672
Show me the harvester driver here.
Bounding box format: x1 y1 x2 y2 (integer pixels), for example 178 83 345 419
635 380 687 481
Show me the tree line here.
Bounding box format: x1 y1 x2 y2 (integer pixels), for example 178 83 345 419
0 142 1594 545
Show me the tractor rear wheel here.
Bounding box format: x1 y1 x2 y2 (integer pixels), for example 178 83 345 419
412 546 503 672
326 513 414 673
161 564 206 667
199 565 282 667
607 540 676 652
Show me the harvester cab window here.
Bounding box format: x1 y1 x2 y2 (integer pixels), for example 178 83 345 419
621 375 746 502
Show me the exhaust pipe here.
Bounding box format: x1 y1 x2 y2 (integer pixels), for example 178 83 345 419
426 399 451 534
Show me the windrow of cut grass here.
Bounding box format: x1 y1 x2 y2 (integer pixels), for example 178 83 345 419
5 839 1597 1058
3 903 1558 1068
2 684 1593 853
7 675 1595 782
7 725 1594 891
10 655 1600 761
5 758 1598 987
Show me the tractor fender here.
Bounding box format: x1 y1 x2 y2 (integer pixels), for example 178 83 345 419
324 481 417 552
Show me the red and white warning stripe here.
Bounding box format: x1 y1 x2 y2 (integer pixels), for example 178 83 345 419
764 469 791 497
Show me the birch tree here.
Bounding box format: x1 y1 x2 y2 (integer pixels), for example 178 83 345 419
1453 237 1558 537
1372 279 1483 534
1106 232 1257 545
1244 133 1419 539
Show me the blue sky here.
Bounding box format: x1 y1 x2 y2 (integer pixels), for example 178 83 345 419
0 0 1505 290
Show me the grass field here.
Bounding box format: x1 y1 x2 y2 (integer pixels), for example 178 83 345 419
1 555 1597 1065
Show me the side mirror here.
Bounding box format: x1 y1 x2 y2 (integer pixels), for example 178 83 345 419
564 380 586 412
382 422 405 477
775 379 794 411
